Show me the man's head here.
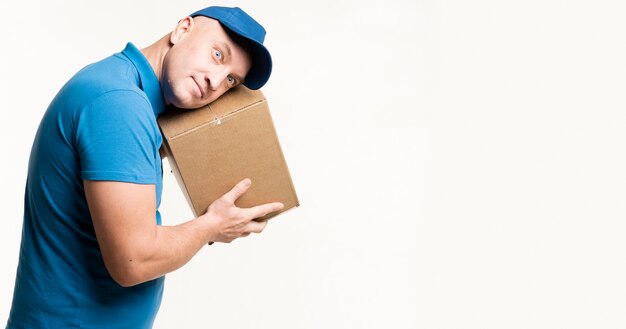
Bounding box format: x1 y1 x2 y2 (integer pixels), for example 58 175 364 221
160 6 272 109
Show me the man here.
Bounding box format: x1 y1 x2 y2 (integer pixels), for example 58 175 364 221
6 6 283 329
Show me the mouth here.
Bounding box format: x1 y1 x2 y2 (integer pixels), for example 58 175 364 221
192 77 205 98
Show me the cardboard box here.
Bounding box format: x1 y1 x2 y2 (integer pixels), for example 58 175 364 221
158 86 299 221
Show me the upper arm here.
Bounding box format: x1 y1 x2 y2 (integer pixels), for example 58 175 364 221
84 180 157 286
76 90 163 285
76 90 161 184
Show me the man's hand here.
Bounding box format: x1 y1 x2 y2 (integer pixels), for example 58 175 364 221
202 178 284 244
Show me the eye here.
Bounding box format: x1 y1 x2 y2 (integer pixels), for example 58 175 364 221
227 76 236 86
213 50 222 60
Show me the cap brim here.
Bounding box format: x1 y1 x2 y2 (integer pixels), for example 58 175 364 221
242 40 272 90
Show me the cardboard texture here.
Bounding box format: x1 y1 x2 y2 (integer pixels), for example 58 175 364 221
158 86 299 221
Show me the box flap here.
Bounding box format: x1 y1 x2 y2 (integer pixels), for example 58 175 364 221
159 87 266 139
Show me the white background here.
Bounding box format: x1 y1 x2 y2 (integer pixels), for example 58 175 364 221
1 0 625 328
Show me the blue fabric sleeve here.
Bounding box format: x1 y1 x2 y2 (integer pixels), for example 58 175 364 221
76 89 160 184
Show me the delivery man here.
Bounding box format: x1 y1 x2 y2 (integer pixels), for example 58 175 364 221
6 6 283 328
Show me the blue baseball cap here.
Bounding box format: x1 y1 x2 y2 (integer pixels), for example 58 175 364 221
190 6 272 90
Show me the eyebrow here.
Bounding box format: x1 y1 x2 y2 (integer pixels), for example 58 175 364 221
218 42 246 84
221 42 232 58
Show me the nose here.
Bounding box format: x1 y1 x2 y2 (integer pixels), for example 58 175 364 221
206 68 229 91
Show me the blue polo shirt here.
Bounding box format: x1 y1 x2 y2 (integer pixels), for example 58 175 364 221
7 43 167 329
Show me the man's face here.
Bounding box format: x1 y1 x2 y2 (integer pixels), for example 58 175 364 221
161 17 252 109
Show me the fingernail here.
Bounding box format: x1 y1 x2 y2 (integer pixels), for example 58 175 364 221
243 179 251 186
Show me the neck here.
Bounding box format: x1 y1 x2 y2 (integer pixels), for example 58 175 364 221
140 34 172 81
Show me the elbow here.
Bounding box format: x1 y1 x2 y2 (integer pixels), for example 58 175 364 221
112 271 143 288
105 259 150 288
100 240 158 287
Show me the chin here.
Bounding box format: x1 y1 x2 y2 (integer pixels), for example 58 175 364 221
175 102 197 109
166 94 197 109
183 99 209 109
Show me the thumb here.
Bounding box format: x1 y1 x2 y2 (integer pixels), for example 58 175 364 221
222 178 252 204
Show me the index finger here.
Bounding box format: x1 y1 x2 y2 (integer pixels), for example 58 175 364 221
241 202 284 221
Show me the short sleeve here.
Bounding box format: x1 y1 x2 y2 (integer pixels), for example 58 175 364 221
76 90 161 184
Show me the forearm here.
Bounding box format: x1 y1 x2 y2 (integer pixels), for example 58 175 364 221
116 216 213 287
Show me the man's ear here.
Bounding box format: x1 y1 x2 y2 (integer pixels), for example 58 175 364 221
170 16 194 45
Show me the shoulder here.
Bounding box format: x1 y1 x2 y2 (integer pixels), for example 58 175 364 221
53 53 151 115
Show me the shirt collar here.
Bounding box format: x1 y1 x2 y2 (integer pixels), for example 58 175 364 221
121 42 167 116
